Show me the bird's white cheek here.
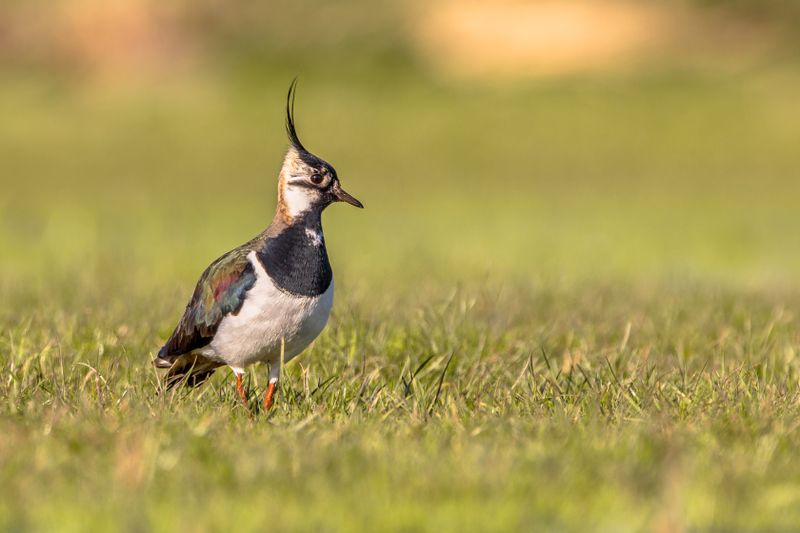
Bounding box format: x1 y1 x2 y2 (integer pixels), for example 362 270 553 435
283 186 314 217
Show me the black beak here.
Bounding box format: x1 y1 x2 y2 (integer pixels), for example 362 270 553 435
331 182 364 208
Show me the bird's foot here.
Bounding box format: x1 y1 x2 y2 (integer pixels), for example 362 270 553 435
235 373 253 416
263 380 278 412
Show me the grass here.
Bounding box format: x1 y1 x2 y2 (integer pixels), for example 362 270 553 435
3 67 800 531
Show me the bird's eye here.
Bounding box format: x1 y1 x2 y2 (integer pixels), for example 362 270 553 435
310 174 323 185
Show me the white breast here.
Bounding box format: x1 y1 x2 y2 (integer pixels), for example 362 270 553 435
200 251 334 372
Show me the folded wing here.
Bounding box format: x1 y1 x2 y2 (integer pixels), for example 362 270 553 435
157 248 257 364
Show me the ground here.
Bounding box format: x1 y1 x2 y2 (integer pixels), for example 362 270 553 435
2 69 800 531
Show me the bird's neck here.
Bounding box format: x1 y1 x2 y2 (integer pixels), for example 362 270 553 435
258 207 331 297
271 205 324 233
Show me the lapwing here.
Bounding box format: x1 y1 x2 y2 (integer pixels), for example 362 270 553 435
154 80 363 411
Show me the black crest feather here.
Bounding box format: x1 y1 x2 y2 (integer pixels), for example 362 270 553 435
286 78 306 152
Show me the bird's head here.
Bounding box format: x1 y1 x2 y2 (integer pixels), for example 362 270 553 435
277 80 363 221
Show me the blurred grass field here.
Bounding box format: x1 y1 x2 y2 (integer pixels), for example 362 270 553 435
3 1 800 531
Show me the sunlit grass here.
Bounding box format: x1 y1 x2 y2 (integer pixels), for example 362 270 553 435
3 283 800 530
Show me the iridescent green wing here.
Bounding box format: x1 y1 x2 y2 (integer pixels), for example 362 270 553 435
158 247 257 359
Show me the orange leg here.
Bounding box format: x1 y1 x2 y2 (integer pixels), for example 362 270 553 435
235 373 248 405
263 381 278 411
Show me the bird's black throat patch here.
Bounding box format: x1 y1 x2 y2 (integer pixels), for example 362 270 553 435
257 212 332 297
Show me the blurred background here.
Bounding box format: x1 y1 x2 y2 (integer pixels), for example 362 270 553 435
4 5 800 529
2 0 800 310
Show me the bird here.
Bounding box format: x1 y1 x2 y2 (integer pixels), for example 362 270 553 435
154 80 363 411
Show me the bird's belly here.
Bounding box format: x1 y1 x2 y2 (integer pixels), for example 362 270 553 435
202 259 333 371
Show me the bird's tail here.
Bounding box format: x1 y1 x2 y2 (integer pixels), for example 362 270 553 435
155 354 222 389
